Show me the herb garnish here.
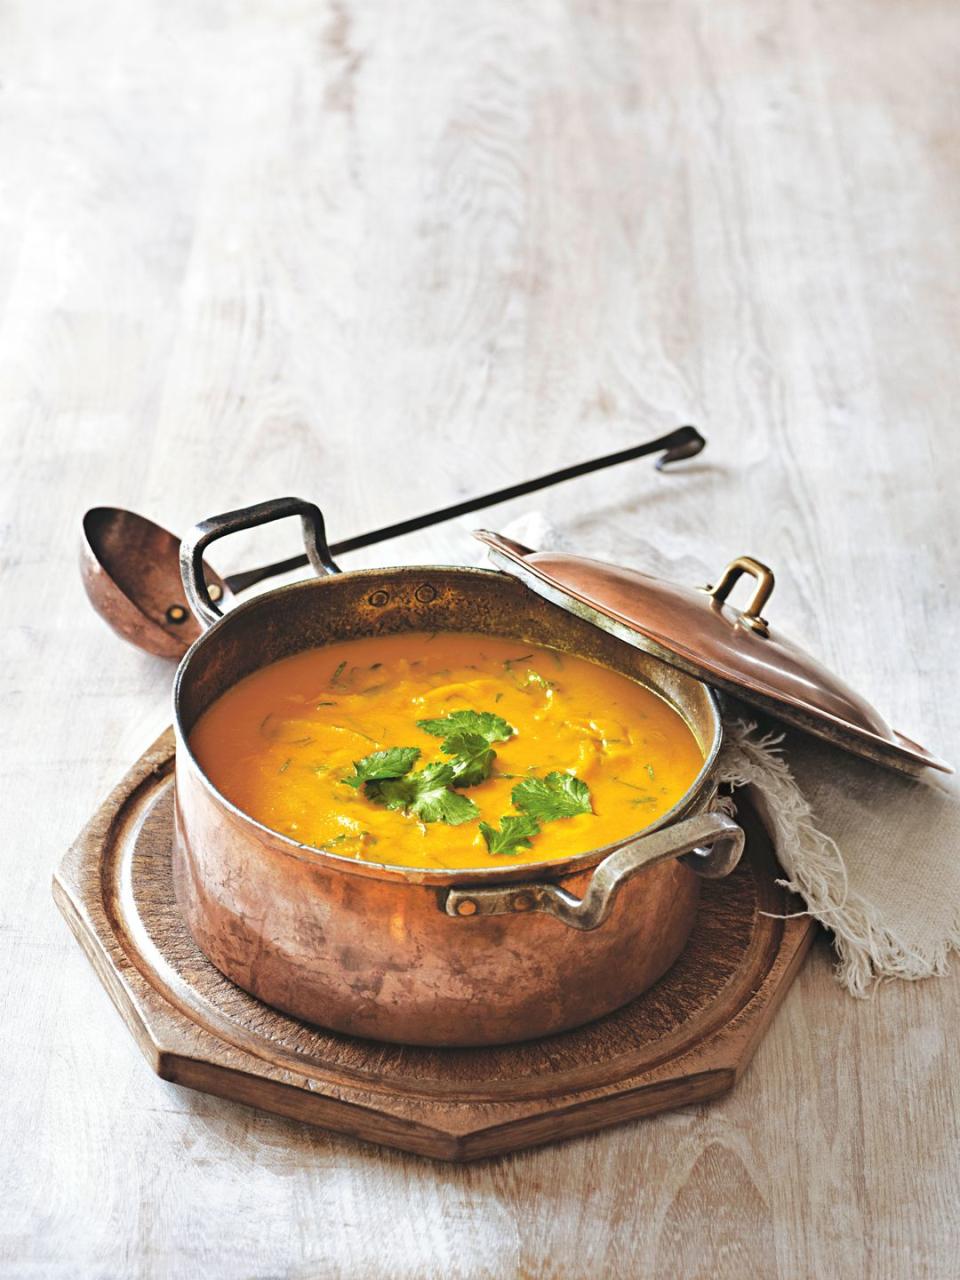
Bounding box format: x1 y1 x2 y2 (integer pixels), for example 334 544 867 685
444 734 496 787
416 709 515 747
371 762 480 826
330 660 348 686
481 773 593 854
512 771 593 822
518 669 555 692
340 747 480 825
479 814 540 856
416 709 516 787
327 830 378 850
337 707 595 847
341 747 421 790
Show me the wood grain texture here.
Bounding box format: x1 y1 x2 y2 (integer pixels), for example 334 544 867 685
52 730 813 1160
1 0 958 1275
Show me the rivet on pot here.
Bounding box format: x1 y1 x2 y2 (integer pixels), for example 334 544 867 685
207 583 223 602
368 589 390 607
456 898 478 917
512 893 534 913
166 604 188 624
415 583 437 604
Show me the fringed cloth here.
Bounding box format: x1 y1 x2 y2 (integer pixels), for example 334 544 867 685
461 514 960 996
719 719 960 994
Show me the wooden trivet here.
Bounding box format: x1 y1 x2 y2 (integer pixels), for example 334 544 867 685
53 730 815 1161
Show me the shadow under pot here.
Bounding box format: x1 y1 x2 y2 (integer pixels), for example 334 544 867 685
171 498 744 1047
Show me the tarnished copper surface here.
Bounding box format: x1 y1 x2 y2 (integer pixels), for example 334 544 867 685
442 811 745 929
172 553 734 1047
80 507 232 658
173 761 701 1046
475 531 951 775
53 727 816 1158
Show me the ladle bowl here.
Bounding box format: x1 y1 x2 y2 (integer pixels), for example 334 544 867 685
81 507 231 658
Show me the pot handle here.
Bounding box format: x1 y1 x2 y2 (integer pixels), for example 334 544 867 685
180 496 340 628
443 810 744 932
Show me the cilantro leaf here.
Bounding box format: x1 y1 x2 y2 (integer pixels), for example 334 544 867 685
371 762 480 825
415 709 513 789
479 814 541 856
415 786 480 825
341 747 420 790
443 731 496 787
512 771 593 822
416 709 515 748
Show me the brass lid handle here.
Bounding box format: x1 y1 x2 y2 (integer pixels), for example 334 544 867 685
704 556 775 636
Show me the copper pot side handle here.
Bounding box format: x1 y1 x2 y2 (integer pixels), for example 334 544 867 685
179 496 340 628
443 811 745 931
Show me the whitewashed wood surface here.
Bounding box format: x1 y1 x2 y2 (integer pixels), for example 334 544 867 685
1 0 958 1276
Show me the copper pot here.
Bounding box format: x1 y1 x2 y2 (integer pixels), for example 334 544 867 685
171 498 744 1047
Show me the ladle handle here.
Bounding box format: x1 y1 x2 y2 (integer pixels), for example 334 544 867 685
442 810 744 931
180 497 340 629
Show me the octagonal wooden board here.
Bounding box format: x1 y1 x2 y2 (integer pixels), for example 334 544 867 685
52 729 816 1161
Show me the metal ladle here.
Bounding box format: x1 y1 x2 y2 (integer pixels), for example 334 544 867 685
80 425 706 658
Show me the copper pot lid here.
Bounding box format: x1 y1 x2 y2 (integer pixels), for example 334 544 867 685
474 530 951 775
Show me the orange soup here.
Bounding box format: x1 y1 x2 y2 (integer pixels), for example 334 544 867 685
189 631 704 870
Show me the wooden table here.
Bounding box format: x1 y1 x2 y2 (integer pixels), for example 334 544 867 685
2 1 958 1275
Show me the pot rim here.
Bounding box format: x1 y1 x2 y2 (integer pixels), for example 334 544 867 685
172 563 724 885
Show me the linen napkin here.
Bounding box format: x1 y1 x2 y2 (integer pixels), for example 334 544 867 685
462 514 960 996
